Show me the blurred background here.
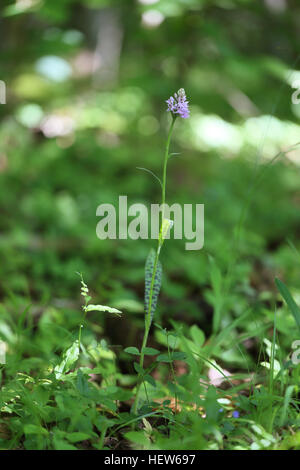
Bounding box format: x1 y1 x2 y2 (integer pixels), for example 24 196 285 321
0 0 300 363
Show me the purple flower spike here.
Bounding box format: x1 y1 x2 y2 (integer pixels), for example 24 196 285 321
166 88 190 119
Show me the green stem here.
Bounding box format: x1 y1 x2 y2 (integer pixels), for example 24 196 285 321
133 115 177 415
78 312 85 350
162 115 176 208
167 334 178 412
78 302 88 357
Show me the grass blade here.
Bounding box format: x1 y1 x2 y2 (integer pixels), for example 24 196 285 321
275 278 300 332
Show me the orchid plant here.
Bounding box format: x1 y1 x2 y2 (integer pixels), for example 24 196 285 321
132 89 190 414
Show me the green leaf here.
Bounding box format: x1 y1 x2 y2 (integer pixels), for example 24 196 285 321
142 347 160 356
24 424 48 436
279 385 295 427
144 374 156 387
159 218 174 248
54 340 79 379
275 278 300 332
157 354 172 363
190 325 205 348
85 304 122 316
134 362 144 374
144 249 162 324
124 431 149 447
136 167 162 189
65 432 92 443
53 438 77 450
172 351 187 360
157 352 186 362
124 347 140 355
76 369 90 396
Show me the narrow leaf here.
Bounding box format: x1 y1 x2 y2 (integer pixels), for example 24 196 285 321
124 347 140 355
136 167 162 189
142 347 160 356
76 369 90 397
275 278 300 332
85 304 122 316
168 152 181 159
144 374 156 387
144 249 162 324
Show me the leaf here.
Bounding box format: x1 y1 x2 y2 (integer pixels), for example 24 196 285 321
124 431 149 447
24 424 48 436
157 354 172 363
124 347 140 355
172 351 187 360
159 218 174 249
142 347 160 356
136 167 162 189
53 438 77 451
134 362 144 374
144 249 162 324
54 340 79 379
85 304 122 316
190 325 205 348
65 432 92 443
261 359 281 376
275 278 300 332
279 385 295 427
144 374 156 387
76 369 90 396
157 352 186 362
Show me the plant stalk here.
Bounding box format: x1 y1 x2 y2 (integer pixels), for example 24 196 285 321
133 115 176 415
